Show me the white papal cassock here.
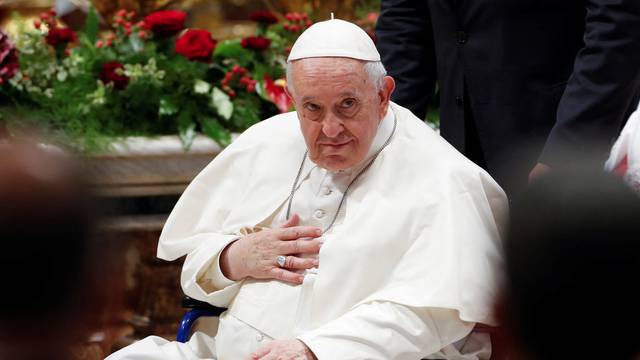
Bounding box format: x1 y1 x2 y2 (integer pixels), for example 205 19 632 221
107 102 508 360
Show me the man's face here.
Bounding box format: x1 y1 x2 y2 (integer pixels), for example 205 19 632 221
287 58 393 171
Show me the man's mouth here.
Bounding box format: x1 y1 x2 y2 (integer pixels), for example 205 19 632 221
320 140 352 148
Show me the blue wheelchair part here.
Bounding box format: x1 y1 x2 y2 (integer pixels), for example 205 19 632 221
177 308 219 343
177 296 226 343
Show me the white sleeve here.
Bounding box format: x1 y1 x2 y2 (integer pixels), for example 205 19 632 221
297 302 474 360
197 239 239 289
180 234 242 307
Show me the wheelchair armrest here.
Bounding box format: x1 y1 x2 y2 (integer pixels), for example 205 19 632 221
181 295 227 316
177 296 228 342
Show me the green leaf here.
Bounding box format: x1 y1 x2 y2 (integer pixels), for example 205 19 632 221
214 40 255 66
84 6 100 44
201 117 232 146
159 97 179 116
178 111 196 151
211 87 233 120
214 40 244 57
252 62 269 84
229 92 262 130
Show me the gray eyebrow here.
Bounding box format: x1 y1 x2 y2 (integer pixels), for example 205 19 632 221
301 92 358 103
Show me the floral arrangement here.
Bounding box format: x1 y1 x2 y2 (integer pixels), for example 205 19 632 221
0 7 314 151
0 31 19 88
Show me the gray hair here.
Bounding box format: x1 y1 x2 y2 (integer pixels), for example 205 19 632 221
286 59 387 95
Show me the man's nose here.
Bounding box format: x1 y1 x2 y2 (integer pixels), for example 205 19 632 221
321 114 344 138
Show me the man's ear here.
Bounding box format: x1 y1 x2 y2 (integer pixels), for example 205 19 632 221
379 76 396 115
284 85 295 104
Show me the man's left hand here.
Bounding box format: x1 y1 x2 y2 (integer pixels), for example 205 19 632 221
247 339 317 360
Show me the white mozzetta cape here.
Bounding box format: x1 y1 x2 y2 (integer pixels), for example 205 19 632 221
158 102 508 339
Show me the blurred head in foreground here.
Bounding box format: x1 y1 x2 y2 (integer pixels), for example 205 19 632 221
501 169 640 360
0 141 104 359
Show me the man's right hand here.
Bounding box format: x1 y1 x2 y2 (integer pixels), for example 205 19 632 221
220 214 323 285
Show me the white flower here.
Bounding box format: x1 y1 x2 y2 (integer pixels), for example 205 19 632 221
57 69 68 82
194 79 211 94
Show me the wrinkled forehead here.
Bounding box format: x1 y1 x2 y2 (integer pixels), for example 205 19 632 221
289 57 371 96
290 57 365 73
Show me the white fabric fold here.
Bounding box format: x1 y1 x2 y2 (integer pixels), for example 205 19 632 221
298 302 474 360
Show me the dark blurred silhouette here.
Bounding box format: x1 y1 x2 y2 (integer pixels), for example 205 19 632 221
376 0 640 197
0 140 120 360
500 169 640 360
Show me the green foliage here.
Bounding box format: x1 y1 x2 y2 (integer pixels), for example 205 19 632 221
3 7 382 151
2 7 296 153
211 87 233 120
230 93 262 129
201 117 231 147
84 7 100 44
214 40 254 66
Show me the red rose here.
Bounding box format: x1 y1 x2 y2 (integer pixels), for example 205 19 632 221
45 28 77 47
249 10 278 25
241 36 271 51
0 31 19 85
175 29 217 62
99 61 129 90
143 10 187 37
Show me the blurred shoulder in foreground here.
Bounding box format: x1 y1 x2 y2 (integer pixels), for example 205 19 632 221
0 140 118 360
500 168 640 360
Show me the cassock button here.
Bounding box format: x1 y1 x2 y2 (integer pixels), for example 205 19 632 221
455 96 464 108
323 187 333 196
256 333 264 342
314 209 326 219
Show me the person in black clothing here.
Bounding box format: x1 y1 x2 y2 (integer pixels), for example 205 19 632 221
498 168 640 360
376 0 640 196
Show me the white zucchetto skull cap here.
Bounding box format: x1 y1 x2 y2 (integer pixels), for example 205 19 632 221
287 18 380 62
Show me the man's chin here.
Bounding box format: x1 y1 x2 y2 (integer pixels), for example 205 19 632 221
316 155 358 171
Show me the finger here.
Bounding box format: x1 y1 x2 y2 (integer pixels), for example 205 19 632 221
281 255 319 270
279 213 300 228
278 226 322 240
249 344 271 360
269 267 305 284
279 239 322 255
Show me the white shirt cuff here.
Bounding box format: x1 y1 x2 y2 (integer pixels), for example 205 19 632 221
206 240 238 289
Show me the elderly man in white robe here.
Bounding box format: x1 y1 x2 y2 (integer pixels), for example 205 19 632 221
107 19 508 360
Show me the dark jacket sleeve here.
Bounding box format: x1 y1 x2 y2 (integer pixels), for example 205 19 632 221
375 0 437 120
540 0 640 167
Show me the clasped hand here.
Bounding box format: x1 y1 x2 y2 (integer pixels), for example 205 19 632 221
220 214 323 284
